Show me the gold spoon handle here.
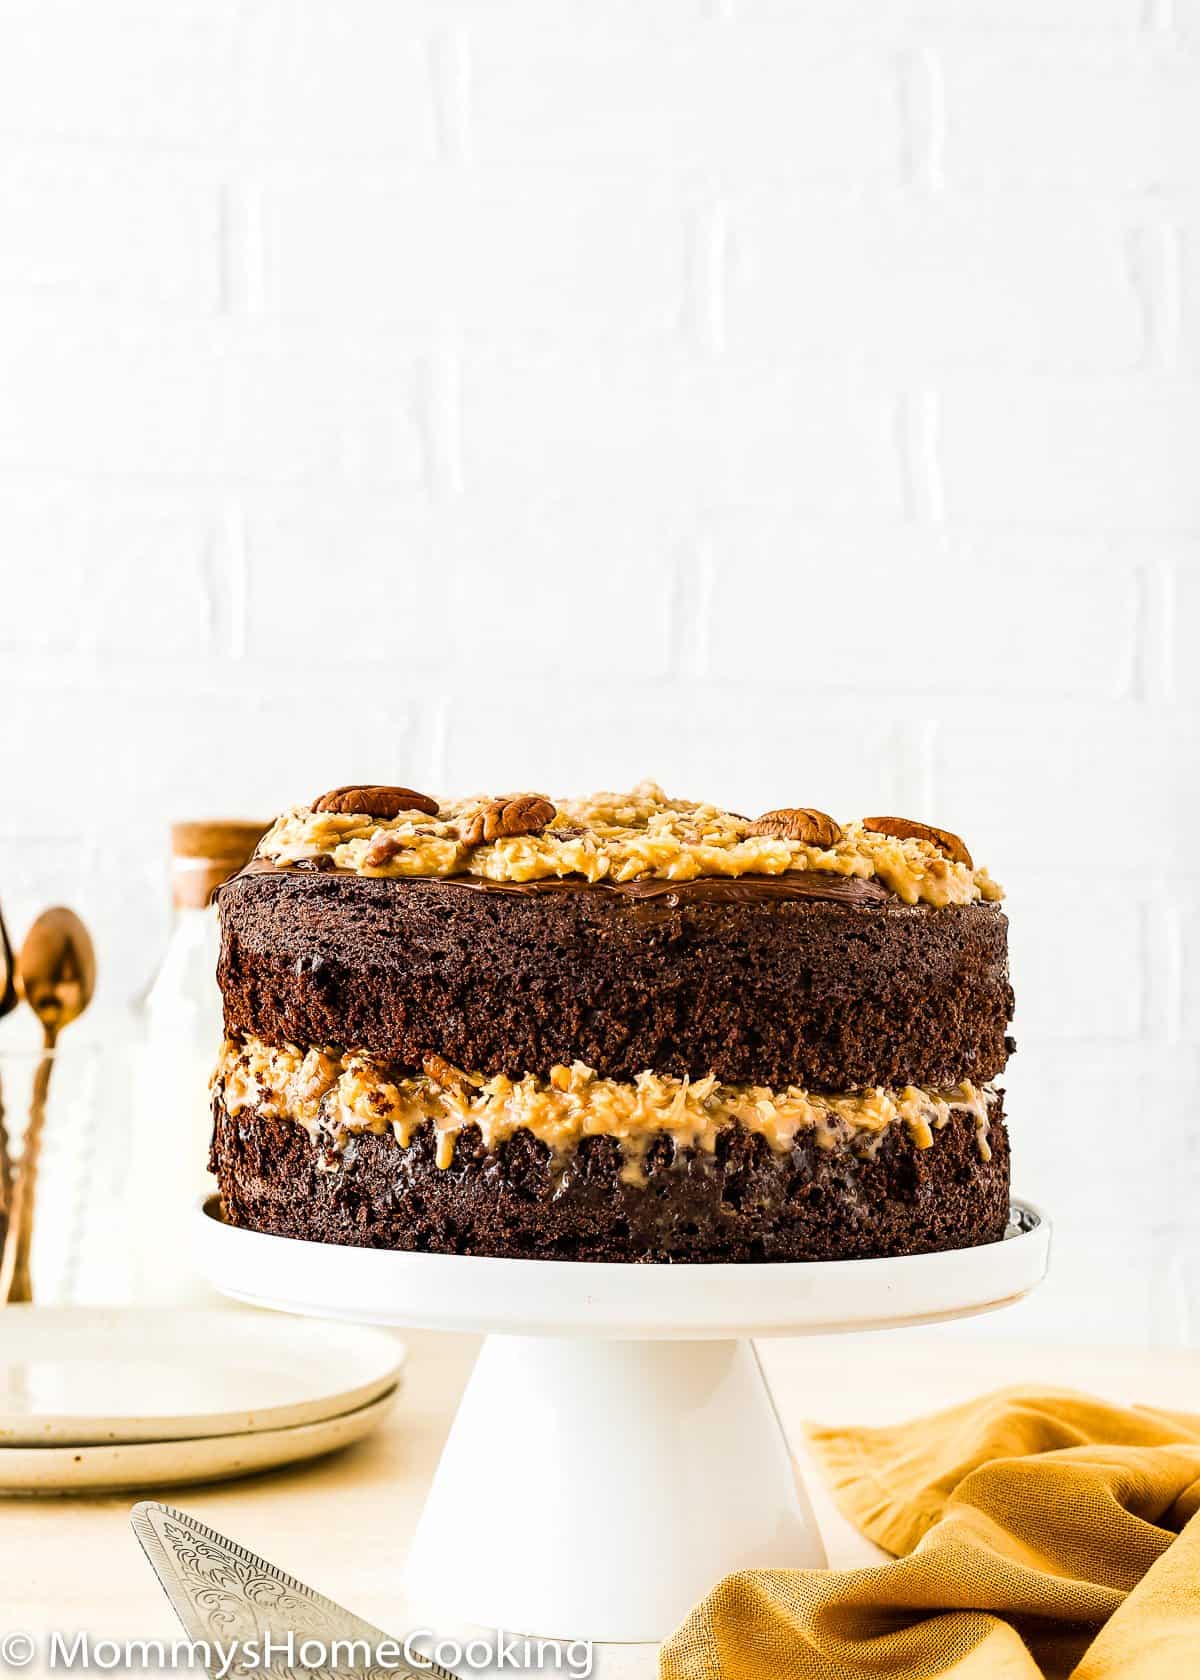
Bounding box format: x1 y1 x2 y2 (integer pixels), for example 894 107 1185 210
0 1071 11 1212
0 1029 57 1304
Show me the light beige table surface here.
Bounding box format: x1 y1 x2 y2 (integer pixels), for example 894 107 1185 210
5 1327 1198 1678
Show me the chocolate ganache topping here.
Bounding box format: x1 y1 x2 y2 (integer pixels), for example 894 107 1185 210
229 858 892 909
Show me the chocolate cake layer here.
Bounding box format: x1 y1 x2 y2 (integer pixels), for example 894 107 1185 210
217 867 1013 1088
210 1096 1011 1263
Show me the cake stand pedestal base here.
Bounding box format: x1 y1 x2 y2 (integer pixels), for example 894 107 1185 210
403 1335 820 1642
196 1197 1050 1643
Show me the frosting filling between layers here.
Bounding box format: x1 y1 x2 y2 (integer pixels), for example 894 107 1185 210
256 781 1003 908
213 1035 997 1184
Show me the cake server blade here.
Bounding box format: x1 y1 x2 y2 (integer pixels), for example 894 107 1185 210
131 1501 461 1679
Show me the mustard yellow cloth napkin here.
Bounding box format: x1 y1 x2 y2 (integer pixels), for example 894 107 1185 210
660 1386 1200 1680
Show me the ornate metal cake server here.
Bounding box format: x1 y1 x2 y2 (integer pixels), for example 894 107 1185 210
131 1502 460 1680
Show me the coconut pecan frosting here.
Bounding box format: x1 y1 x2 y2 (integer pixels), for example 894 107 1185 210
214 1035 997 1180
254 780 1002 908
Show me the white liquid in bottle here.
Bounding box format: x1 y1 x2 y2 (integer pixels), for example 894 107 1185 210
126 822 264 1304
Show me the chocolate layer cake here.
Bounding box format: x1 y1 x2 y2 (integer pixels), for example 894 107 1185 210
210 783 1014 1262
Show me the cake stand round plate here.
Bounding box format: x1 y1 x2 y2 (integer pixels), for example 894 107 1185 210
196 1196 1050 1642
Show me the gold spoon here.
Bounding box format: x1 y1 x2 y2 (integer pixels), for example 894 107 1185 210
0 902 18 1207
1 907 96 1304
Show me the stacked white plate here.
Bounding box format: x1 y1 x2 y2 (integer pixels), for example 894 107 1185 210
0 1307 404 1494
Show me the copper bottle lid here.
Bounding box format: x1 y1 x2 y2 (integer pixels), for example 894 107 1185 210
169 821 267 909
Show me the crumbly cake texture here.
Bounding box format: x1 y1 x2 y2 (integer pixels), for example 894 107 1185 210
217 868 1012 1088
212 781 1015 1263
209 1097 1011 1263
257 781 1003 908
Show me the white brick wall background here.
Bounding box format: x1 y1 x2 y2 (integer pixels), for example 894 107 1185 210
1 0 1199 1343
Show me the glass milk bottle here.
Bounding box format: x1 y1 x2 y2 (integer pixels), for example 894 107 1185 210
127 820 265 1303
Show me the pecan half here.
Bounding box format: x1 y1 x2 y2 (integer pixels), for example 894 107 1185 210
463 795 556 846
363 834 405 868
312 784 439 819
745 807 843 847
862 816 973 868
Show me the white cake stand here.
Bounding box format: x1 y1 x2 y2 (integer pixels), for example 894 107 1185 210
196 1196 1049 1642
